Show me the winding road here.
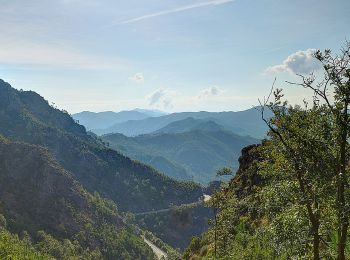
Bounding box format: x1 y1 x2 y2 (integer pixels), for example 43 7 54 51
134 194 211 217
121 194 211 259
144 237 167 260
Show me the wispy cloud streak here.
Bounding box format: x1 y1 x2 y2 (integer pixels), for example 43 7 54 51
119 0 234 24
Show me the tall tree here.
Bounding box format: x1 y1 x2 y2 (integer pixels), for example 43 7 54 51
261 103 336 259
261 42 350 259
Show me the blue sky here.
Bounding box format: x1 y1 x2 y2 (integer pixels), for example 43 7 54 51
0 0 349 113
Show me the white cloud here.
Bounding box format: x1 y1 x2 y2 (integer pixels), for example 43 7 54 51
147 86 225 110
147 88 175 109
148 89 167 105
266 49 322 75
129 73 144 84
118 0 234 24
197 86 222 99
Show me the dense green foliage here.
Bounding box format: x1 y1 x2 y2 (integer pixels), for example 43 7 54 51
136 204 213 250
0 222 51 259
0 137 155 259
102 129 257 184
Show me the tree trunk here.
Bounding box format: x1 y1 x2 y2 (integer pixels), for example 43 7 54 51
313 226 320 260
296 170 320 260
214 207 218 259
337 100 349 260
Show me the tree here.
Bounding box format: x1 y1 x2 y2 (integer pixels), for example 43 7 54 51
216 167 233 176
260 42 350 259
260 103 336 259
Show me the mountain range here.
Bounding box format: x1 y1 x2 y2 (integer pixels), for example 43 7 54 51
73 109 167 130
102 125 258 184
0 80 202 213
0 79 208 257
80 108 271 139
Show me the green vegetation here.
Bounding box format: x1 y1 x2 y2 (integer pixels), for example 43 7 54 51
0 78 203 214
0 78 213 255
183 43 350 259
0 137 155 259
102 129 257 184
136 204 213 250
0 219 51 260
143 231 182 259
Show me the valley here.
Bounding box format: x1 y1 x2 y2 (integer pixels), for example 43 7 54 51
74 107 262 184
0 78 260 257
0 1 347 258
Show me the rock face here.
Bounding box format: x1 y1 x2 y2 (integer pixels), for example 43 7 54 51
229 144 263 198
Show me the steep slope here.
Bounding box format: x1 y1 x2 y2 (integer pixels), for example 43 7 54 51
0 136 155 259
0 226 51 259
137 204 213 250
102 130 258 184
101 133 192 181
0 79 202 213
183 144 265 259
72 110 151 130
94 109 271 138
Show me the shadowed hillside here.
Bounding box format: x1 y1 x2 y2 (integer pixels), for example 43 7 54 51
0 79 202 213
0 135 155 259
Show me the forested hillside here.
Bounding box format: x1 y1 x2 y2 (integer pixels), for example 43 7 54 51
0 79 202 213
0 79 214 257
0 135 154 259
103 129 258 184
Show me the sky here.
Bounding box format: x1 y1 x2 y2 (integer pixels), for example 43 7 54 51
0 0 349 113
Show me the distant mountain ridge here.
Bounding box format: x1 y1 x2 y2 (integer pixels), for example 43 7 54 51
92 108 271 139
73 110 150 130
133 108 168 117
153 117 225 134
72 108 167 131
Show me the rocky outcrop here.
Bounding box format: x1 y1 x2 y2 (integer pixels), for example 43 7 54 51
229 144 264 198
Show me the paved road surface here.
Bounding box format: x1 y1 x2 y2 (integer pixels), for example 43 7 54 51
144 237 167 259
135 194 210 216
121 194 211 259
203 194 211 202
